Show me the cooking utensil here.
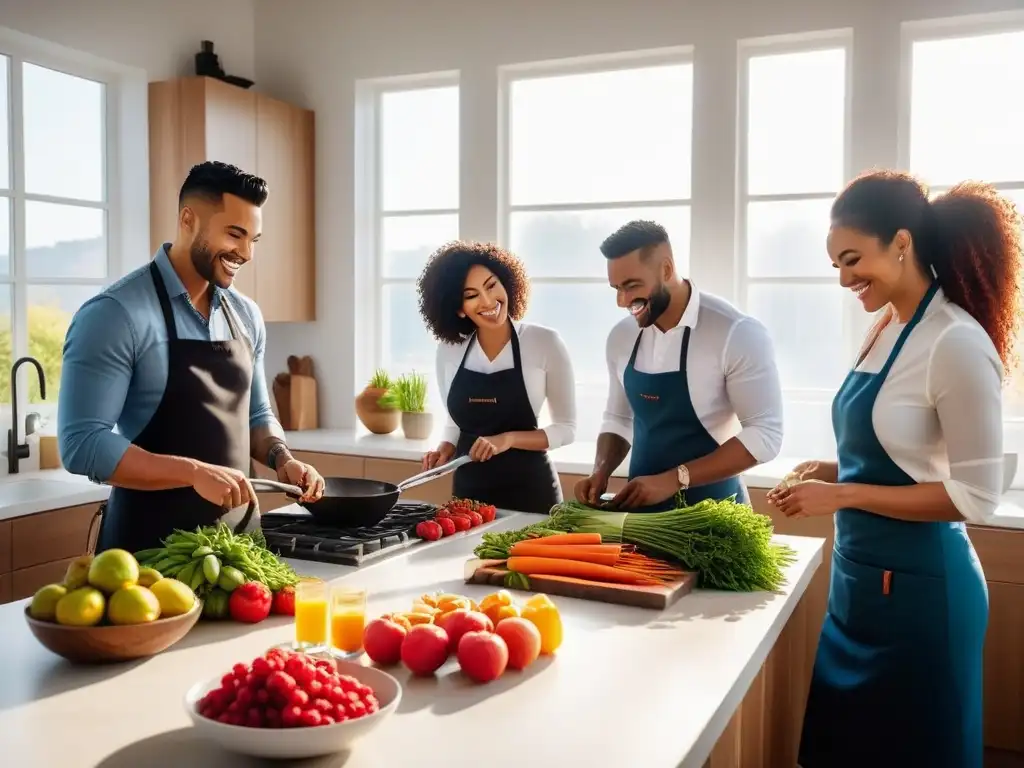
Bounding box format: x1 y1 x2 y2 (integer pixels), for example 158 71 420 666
251 455 471 527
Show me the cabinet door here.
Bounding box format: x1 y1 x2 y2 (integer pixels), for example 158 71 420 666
255 94 315 322
203 78 258 299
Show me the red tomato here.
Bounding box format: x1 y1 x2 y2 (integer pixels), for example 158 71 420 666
228 581 273 623
272 585 296 616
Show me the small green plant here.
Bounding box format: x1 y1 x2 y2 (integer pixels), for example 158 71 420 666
380 371 429 413
368 368 392 389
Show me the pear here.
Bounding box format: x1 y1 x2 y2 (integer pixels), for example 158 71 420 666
63 554 94 590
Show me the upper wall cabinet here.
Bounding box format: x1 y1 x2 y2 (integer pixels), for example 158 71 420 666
148 77 316 322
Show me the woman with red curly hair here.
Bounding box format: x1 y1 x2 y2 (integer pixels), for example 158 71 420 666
768 170 1022 768
417 241 576 513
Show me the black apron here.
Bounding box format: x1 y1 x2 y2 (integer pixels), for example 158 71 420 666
447 325 562 514
95 261 258 554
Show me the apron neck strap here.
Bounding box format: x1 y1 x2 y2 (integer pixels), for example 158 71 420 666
148 261 178 342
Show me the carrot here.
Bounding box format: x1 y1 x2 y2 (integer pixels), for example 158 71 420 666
526 532 602 546
509 542 623 566
506 556 661 585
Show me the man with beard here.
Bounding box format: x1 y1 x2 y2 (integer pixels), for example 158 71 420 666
575 220 784 511
58 161 325 553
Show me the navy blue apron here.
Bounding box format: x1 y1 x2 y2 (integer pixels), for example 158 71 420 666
798 282 988 768
623 324 748 512
446 324 562 514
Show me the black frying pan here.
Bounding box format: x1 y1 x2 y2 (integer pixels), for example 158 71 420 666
251 455 471 527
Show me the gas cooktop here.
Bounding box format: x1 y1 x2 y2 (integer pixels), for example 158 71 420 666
260 501 438 567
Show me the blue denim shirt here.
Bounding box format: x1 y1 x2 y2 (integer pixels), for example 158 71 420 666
57 245 278 483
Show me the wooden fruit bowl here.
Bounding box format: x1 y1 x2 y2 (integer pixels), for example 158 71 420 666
24 599 202 664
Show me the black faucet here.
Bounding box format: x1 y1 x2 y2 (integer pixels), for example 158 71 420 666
8 357 45 474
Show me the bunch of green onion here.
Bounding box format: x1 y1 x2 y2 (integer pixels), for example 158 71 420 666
547 498 795 592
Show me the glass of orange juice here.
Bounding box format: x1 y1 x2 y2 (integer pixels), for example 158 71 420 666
330 586 367 658
293 578 329 652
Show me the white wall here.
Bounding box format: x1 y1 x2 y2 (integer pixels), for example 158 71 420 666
252 0 1024 431
0 0 256 81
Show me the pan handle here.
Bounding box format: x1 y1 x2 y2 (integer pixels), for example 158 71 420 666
396 454 472 493
250 478 303 497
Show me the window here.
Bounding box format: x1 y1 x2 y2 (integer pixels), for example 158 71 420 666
0 53 110 414
737 39 851 458
375 84 460 411
905 24 1024 454
503 57 694 442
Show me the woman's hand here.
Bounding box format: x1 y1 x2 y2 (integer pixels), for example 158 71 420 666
469 433 514 462
422 441 456 470
766 460 829 504
770 480 845 519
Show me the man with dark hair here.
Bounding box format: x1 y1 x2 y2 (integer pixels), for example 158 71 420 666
59 161 324 553
575 219 784 511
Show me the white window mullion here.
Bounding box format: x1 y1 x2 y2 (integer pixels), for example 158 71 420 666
9 54 27 420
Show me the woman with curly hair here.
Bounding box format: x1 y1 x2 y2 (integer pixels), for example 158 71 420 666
767 170 1022 768
417 241 576 513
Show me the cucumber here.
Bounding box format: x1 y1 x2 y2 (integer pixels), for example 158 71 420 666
216 565 246 593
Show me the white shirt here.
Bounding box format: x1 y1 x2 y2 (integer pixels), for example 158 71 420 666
436 321 577 449
855 288 1004 523
601 284 784 464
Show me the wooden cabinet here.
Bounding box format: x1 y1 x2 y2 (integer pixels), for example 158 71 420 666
0 502 103 604
148 77 316 322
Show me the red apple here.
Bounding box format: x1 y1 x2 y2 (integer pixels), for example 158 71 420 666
442 610 493 653
457 630 508 683
400 624 450 676
363 616 408 665
495 617 542 670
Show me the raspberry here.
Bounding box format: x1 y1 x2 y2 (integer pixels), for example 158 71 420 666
334 703 348 722
300 709 322 727
305 679 323 697
314 697 334 715
289 688 310 708
281 704 303 727
266 671 297 695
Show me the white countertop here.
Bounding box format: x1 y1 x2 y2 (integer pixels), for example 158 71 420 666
0 468 110 522
0 512 824 768
285 428 1024 531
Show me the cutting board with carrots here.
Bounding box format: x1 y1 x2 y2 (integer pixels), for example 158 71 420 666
464 559 697 610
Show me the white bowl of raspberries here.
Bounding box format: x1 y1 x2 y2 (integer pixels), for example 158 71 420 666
184 647 401 759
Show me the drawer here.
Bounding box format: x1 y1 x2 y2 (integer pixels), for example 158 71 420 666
0 572 11 604
0 520 11 572
11 557 78 601
12 504 102 570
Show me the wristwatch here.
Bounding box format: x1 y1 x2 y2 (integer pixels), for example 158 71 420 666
267 442 290 470
676 464 690 491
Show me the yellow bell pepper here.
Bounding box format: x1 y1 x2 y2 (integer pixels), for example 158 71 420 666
521 593 562 654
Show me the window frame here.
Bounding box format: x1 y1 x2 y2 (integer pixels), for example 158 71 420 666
898 11 1024 476
353 70 461 397
735 30 855 453
0 25 146 423
496 48 695 442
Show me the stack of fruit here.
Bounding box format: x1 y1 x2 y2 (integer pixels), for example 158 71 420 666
197 648 382 728
28 549 196 627
362 590 561 684
414 497 497 541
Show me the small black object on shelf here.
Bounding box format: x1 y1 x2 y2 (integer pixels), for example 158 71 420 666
194 40 254 90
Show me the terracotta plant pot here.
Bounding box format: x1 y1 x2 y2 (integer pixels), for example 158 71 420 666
355 387 400 435
401 411 433 440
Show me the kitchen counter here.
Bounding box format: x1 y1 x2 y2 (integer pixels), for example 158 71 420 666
0 469 109 523
285 428 1024 530
0 512 824 768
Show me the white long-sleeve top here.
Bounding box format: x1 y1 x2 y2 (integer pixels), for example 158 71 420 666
600 284 785 464
436 321 577 449
854 288 1005 523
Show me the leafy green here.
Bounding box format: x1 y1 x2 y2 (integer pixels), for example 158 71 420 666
547 499 796 592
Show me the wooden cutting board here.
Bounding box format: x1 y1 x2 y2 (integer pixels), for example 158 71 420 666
464 559 697 610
